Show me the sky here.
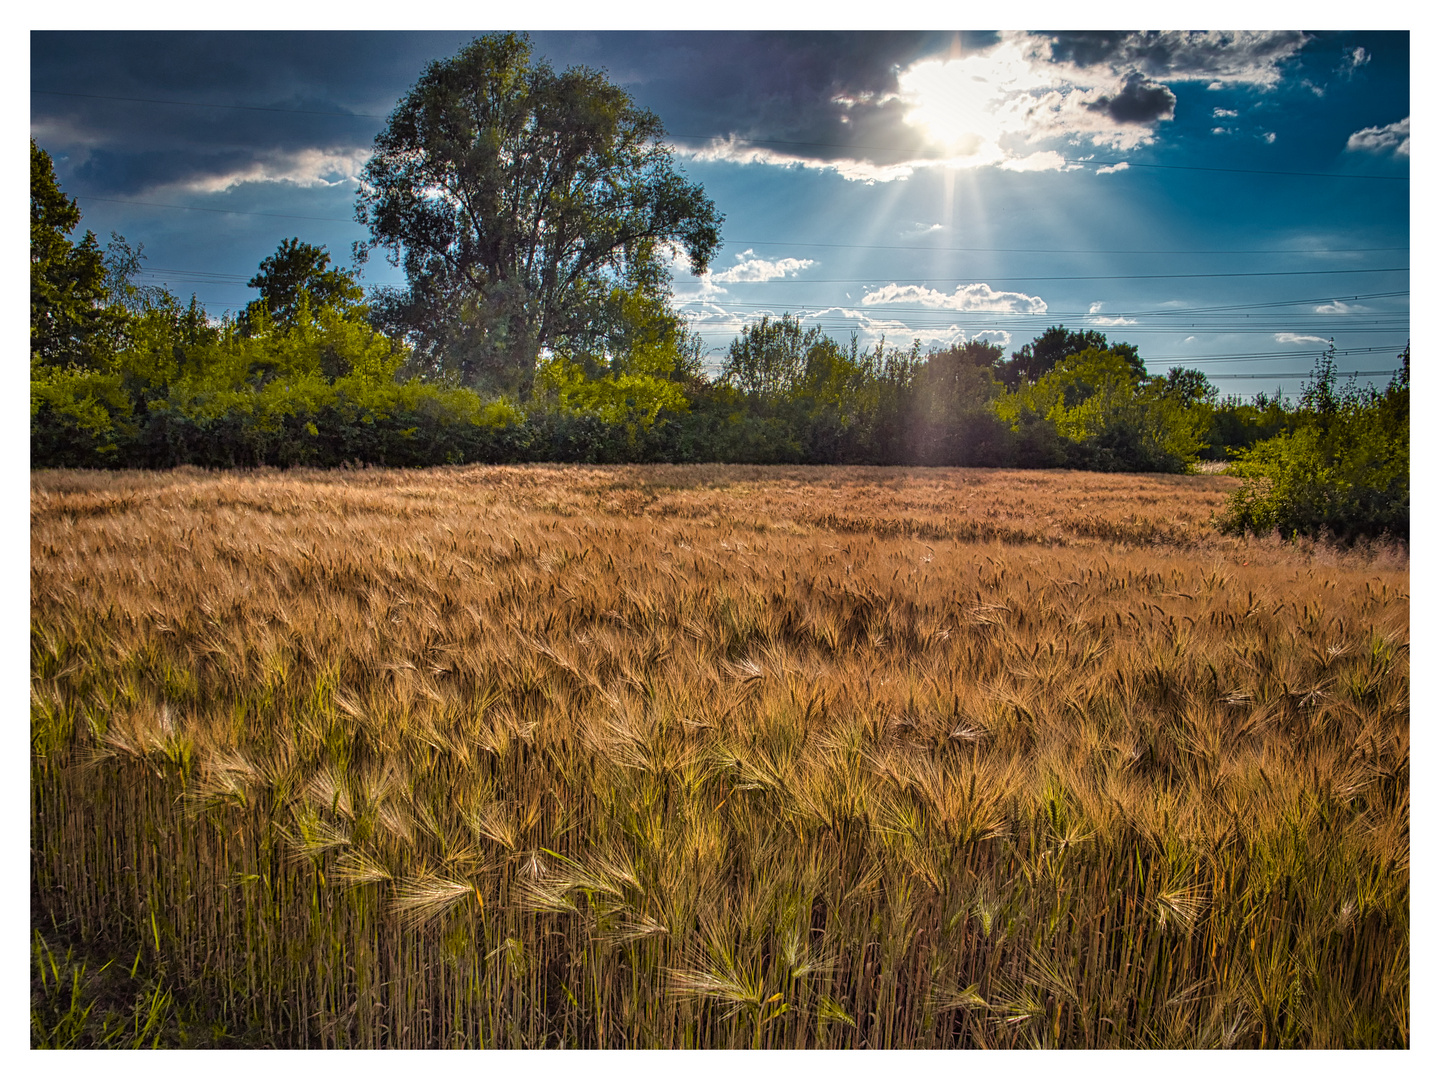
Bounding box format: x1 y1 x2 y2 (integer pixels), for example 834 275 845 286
29 27 1411 396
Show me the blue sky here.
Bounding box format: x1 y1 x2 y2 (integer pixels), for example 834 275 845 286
30 28 1410 396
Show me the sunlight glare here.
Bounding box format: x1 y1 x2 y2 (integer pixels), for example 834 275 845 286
897 40 1053 166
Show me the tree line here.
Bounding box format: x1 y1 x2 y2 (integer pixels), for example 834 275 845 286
30 32 1407 541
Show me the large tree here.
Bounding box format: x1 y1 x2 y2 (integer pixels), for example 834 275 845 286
31 141 119 369
356 33 723 396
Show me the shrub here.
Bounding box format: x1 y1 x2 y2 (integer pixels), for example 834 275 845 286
996 349 1205 473
1223 345 1408 544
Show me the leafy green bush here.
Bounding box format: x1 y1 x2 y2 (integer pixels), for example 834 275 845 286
30 363 137 466
996 348 1205 472
1223 345 1408 544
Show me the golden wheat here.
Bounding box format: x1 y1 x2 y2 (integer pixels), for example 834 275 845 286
31 464 1408 1047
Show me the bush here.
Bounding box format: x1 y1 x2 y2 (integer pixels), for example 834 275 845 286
1222 346 1408 544
996 349 1205 473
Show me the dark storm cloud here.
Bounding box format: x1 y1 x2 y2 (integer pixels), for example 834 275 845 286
1084 74 1176 125
1046 32 1132 68
537 31 998 167
31 29 1310 199
1043 30 1310 86
32 30 1003 196
31 31 477 195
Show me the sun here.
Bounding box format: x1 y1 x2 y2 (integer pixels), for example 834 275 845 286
896 39 1053 166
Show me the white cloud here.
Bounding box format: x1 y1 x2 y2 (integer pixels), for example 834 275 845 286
1263 132 1277 143
176 148 370 193
687 31 1311 184
900 222 944 239
1275 333 1330 345
1340 47 1371 74
971 330 1013 349
1346 117 1409 157
1095 161 1129 175
673 302 1018 355
893 32 1305 171
999 150 1080 173
707 249 817 285
1086 304 1136 326
1212 127 1232 136
685 138 919 183
861 281 1047 314
809 307 1011 351
1055 31 1309 89
1213 108 1239 118
1314 300 1365 314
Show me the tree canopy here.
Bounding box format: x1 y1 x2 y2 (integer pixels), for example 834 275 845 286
999 325 1143 389
356 33 723 397
244 238 364 331
31 140 118 369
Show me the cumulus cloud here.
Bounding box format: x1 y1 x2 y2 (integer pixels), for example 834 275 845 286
670 30 1316 183
1346 117 1409 157
1086 301 1136 326
708 249 817 284
806 307 1013 351
174 147 371 193
1275 333 1330 345
1083 73 1176 125
1213 108 1239 118
672 296 1018 354
860 282 1047 314
1095 161 1129 175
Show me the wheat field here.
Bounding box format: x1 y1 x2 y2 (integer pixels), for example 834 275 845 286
30 464 1409 1048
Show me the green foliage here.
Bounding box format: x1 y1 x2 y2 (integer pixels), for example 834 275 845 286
1194 389 1291 461
26 178 1329 482
356 32 723 395
904 342 1012 466
31 140 122 370
999 325 1143 390
535 285 693 426
1223 344 1409 544
243 238 364 331
720 314 824 405
997 348 1205 472
103 233 170 316
30 358 137 466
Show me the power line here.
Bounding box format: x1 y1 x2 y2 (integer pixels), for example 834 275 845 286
1204 369 1396 380
79 194 1412 280
33 88 388 120
674 134 1410 182
695 268 1409 284
719 238 1410 256
673 299 1410 323
77 194 358 224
